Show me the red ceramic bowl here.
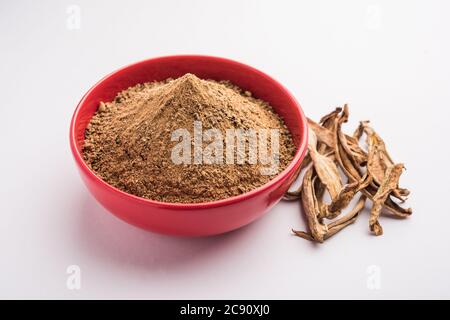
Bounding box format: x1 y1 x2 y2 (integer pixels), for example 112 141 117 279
70 55 308 236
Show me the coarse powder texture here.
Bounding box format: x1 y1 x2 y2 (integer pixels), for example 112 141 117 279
83 74 296 203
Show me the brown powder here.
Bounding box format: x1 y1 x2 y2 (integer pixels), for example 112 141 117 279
83 73 296 203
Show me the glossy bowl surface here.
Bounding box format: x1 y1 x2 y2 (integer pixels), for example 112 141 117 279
70 55 308 236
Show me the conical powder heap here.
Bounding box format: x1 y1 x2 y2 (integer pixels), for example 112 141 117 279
83 74 296 203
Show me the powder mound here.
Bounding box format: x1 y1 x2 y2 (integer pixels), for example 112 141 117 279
83 73 296 203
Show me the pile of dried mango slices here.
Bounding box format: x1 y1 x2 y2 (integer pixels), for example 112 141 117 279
284 105 412 243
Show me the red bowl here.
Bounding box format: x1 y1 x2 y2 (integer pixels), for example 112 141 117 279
70 55 308 236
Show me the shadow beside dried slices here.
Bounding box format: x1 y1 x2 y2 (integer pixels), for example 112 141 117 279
284 105 412 243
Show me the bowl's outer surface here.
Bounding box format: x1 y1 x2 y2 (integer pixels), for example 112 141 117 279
70 55 308 236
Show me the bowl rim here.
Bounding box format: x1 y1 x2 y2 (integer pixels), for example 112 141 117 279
70 54 308 210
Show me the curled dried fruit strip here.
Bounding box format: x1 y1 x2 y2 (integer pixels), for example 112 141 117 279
325 195 366 240
307 118 335 149
338 131 367 166
320 107 342 127
309 112 367 167
309 140 343 201
370 164 405 235
362 121 394 185
328 106 365 183
318 108 342 154
327 173 371 216
335 105 367 169
293 194 367 243
361 121 410 202
296 168 328 243
363 184 411 218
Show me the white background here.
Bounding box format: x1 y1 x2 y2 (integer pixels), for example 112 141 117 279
1 0 449 299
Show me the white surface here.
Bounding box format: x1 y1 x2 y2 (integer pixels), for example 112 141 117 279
1 0 449 299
